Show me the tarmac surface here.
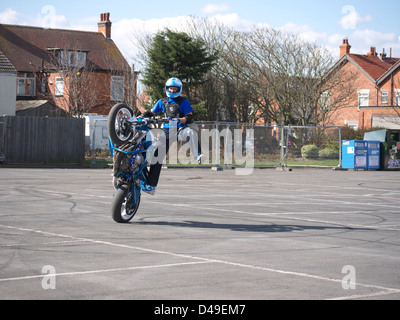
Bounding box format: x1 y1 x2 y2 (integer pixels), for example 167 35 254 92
0 166 400 301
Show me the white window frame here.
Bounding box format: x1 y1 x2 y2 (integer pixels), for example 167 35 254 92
321 91 331 110
55 77 64 96
16 73 36 97
41 77 47 93
358 89 369 108
396 90 400 107
344 120 359 130
381 91 389 104
111 76 124 102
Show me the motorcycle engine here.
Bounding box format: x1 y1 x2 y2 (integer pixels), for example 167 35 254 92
112 143 146 189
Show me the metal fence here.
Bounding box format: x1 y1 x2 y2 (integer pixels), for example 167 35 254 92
89 119 342 169
0 116 85 165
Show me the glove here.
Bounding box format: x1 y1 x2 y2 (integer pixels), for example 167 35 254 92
142 110 153 118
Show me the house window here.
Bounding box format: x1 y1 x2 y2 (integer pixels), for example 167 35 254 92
41 77 47 93
396 90 400 107
47 48 88 69
345 120 359 130
111 76 124 102
55 77 64 96
358 90 369 107
62 51 87 68
16 73 36 96
321 92 331 110
381 91 389 104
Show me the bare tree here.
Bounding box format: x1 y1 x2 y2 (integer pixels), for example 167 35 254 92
45 46 107 117
240 27 357 126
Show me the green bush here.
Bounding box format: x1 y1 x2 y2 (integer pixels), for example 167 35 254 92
301 145 319 159
319 148 339 159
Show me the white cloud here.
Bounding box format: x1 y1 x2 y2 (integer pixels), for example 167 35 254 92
0 8 22 25
0 6 69 29
112 13 256 63
349 29 400 55
339 5 372 30
209 13 254 30
201 4 230 15
278 23 327 43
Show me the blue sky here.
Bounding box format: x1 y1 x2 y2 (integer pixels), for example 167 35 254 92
1 0 399 65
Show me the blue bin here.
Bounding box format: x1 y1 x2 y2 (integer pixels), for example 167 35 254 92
367 141 381 169
342 140 368 169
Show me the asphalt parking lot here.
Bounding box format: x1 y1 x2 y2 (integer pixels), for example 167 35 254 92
0 166 400 301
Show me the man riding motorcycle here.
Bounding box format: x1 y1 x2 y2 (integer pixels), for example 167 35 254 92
140 77 203 195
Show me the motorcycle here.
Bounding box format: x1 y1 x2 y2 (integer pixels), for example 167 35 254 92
107 103 168 223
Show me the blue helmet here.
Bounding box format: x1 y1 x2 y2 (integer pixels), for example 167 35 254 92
165 78 183 98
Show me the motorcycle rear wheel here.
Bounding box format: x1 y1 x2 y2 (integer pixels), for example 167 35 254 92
111 185 141 223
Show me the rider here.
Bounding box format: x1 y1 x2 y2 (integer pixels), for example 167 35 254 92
140 77 203 195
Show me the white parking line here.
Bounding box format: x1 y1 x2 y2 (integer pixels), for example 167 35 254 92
0 261 212 283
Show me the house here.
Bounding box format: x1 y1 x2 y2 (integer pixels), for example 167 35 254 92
0 13 135 116
0 50 17 116
328 39 400 129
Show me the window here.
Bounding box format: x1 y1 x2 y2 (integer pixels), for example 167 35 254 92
47 48 88 69
345 120 359 130
55 77 64 96
64 51 87 68
111 76 124 102
381 91 389 104
396 90 400 107
358 90 369 108
321 92 331 110
41 77 47 93
17 79 25 95
16 73 36 96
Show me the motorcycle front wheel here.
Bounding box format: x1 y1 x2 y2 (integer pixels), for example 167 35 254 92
108 103 134 146
111 185 141 223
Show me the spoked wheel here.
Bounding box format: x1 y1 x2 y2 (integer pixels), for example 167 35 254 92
111 185 141 223
107 104 134 146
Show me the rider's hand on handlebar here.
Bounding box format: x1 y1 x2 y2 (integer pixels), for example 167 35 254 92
141 110 154 118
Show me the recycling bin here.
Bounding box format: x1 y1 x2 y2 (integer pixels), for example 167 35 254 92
364 129 400 170
342 140 368 169
366 141 381 169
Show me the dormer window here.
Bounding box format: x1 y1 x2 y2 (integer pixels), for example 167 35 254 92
47 48 89 69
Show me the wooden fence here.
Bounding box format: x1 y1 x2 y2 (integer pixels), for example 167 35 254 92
0 116 85 165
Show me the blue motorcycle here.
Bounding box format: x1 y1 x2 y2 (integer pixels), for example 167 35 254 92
107 103 168 223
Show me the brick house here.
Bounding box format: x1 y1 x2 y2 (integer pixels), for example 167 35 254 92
0 13 135 116
328 39 400 129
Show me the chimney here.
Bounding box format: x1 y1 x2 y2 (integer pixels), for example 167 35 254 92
367 46 377 56
379 48 387 61
340 38 351 58
98 13 112 39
